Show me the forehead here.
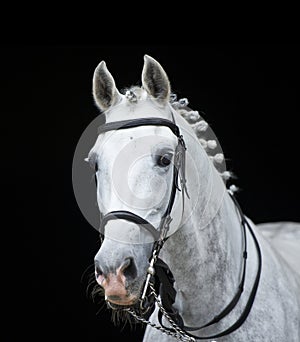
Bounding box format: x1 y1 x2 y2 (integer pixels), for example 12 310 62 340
106 98 173 122
89 99 178 160
90 125 177 163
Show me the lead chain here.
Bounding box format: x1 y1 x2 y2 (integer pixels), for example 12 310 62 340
125 284 195 342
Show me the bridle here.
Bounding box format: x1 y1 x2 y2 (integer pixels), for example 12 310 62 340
97 116 189 243
96 116 262 341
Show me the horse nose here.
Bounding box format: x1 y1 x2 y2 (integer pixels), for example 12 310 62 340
95 257 137 280
95 257 137 304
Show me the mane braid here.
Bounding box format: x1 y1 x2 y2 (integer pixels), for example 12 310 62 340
171 94 233 183
117 87 233 183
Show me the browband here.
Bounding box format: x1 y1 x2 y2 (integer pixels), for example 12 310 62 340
97 117 181 137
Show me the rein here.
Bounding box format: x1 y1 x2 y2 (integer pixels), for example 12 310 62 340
97 117 262 341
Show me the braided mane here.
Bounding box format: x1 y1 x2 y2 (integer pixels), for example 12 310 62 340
124 87 234 185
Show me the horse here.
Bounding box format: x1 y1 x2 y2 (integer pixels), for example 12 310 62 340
83 55 300 341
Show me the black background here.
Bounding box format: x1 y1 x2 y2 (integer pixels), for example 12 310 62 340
4 44 299 341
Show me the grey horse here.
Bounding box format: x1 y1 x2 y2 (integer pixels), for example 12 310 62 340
86 55 300 341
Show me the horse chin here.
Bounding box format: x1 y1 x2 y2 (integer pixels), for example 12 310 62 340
108 298 141 327
105 291 140 309
107 297 138 307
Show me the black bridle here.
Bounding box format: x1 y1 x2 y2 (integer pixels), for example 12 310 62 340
96 117 262 340
98 117 188 243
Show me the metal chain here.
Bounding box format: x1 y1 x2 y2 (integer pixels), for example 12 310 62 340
126 308 189 341
125 284 195 342
149 284 194 341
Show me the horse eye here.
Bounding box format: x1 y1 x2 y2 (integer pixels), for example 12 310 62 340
95 162 99 172
157 153 172 167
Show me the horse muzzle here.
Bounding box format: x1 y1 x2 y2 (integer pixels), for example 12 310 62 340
96 262 138 306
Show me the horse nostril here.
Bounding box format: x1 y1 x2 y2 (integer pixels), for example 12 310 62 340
95 265 103 277
122 257 137 280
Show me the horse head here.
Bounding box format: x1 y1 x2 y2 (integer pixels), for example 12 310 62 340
88 55 187 308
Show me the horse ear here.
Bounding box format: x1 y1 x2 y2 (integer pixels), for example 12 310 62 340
93 61 122 112
142 55 170 104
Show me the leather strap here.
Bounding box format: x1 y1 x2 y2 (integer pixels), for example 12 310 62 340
97 117 180 137
99 210 160 240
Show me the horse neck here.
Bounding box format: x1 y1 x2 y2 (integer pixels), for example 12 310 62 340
160 127 244 325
